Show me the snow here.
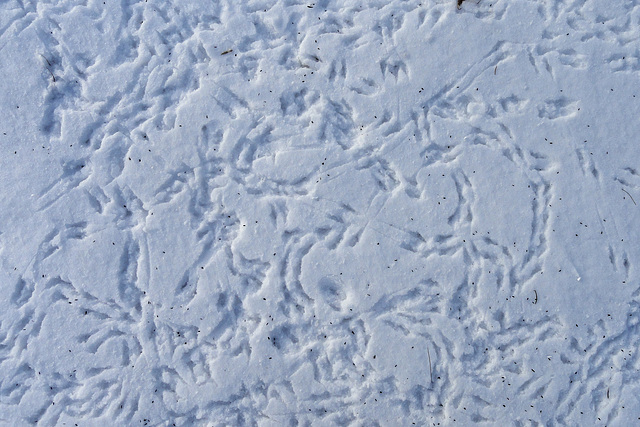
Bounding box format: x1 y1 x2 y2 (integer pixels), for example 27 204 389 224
0 0 639 425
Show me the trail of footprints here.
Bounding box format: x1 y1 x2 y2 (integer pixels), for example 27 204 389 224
1 0 639 425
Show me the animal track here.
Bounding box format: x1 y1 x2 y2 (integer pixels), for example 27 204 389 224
1 0 639 425
537 97 579 120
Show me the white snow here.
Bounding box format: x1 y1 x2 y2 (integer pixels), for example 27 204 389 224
1 0 639 425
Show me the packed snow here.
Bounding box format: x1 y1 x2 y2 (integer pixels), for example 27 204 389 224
1 0 639 425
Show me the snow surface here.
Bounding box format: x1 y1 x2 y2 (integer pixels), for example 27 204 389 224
1 0 640 425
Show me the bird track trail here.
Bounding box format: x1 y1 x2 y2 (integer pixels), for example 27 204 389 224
0 0 639 425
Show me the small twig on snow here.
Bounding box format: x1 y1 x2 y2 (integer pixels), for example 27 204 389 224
622 188 637 205
427 346 433 384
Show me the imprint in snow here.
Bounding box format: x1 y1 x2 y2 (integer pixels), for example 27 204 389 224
537 97 579 120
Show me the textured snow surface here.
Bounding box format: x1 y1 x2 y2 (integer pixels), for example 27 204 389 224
1 0 640 425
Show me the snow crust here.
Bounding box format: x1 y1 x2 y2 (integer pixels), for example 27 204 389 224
0 0 639 425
